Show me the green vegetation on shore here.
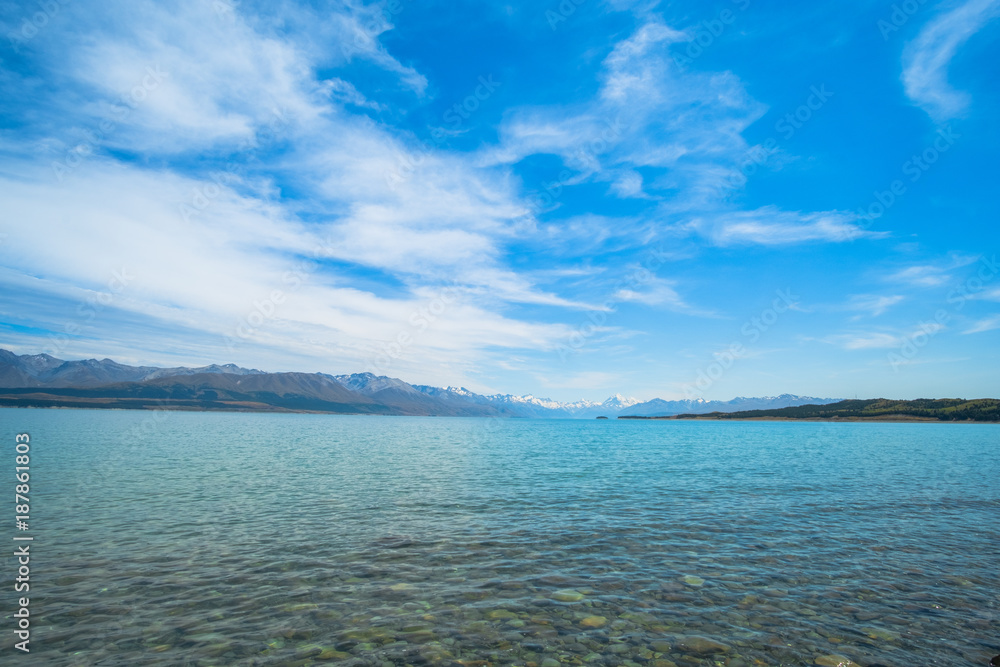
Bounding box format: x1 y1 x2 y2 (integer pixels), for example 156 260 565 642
647 398 1000 422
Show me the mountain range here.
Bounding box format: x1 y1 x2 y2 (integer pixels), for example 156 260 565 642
0 349 840 418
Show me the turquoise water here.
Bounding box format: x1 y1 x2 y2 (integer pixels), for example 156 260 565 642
3 408 998 666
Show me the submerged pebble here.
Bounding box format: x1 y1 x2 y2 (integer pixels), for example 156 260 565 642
814 655 862 667
31 417 998 666
551 589 585 602
677 635 731 654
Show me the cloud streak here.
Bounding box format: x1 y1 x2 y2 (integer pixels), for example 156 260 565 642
963 315 1000 334
693 208 881 246
902 0 1000 121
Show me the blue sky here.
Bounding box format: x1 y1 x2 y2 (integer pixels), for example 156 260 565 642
1 0 998 402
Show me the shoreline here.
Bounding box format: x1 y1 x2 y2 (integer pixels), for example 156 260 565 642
1 404 997 423
621 416 999 424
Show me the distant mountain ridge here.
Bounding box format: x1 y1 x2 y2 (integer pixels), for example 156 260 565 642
0 349 265 388
620 394 841 417
0 349 839 418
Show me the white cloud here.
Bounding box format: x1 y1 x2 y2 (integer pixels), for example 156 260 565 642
885 255 978 287
482 17 764 190
482 19 882 250
970 287 1000 301
614 279 682 306
902 0 1000 121
610 170 649 199
830 332 904 350
0 155 578 377
68 4 326 151
845 294 906 317
333 3 429 95
0 0 636 389
825 323 946 350
18 0 427 158
963 315 1000 334
888 265 951 287
694 207 881 246
599 21 690 105
321 78 383 110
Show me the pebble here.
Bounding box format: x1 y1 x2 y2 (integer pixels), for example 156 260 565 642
814 655 862 667
551 589 585 602
861 627 900 641
318 648 351 660
37 460 998 667
295 644 324 658
676 635 731 654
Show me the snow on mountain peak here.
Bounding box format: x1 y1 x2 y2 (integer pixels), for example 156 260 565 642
602 394 641 408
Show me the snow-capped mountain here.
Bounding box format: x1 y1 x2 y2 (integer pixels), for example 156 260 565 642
0 349 841 419
329 372 423 395
411 386 641 418
600 394 642 410
620 394 841 417
414 388 576 418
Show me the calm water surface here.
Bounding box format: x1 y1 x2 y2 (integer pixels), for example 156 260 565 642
3 409 998 666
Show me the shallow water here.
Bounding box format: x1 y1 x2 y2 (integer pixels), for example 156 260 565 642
3 409 999 666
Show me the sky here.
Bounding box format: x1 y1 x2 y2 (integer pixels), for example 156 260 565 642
0 0 998 402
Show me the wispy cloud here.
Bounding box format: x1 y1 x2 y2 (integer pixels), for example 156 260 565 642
480 16 762 192
902 0 1000 121
824 323 946 350
844 294 906 317
0 0 592 384
887 265 952 287
885 255 978 287
963 314 1000 334
969 287 1000 301
693 208 882 246
482 18 880 251
612 277 715 316
321 78 384 111
827 332 905 350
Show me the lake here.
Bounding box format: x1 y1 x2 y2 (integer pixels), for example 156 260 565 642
4 408 998 666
